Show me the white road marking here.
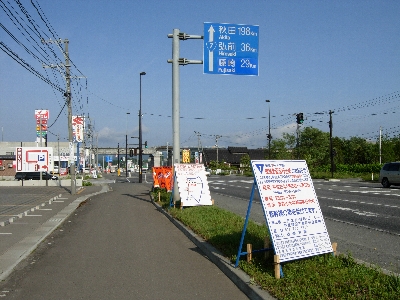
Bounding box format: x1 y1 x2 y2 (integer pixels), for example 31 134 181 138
329 206 379 217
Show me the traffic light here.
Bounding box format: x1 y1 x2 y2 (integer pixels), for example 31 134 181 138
129 149 133 157
144 141 148 148
296 113 304 124
134 148 138 156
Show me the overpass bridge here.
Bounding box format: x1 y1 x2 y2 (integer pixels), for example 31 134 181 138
96 147 158 156
96 147 164 167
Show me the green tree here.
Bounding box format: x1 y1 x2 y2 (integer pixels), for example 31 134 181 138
269 132 296 160
240 154 251 172
381 135 400 163
341 137 376 165
298 127 330 168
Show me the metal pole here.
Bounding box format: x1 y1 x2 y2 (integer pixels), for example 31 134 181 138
58 134 60 174
139 72 146 183
379 126 382 164
266 100 271 159
296 124 300 159
126 112 130 178
329 110 334 178
125 134 128 177
172 29 180 202
65 39 76 194
117 143 120 172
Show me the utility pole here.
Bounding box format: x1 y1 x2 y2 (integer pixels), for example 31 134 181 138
41 38 85 194
194 131 203 152
329 110 334 178
215 135 221 165
64 39 76 194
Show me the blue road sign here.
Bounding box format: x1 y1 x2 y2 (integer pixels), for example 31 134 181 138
203 22 259 76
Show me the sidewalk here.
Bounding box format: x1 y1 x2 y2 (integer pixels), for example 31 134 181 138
0 182 274 299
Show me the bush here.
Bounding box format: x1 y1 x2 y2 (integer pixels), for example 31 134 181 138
82 180 92 186
152 188 172 209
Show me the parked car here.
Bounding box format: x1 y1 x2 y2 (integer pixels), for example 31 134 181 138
15 171 58 181
379 162 400 188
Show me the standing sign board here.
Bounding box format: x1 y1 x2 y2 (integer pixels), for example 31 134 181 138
252 160 332 262
174 164 212 207
152 166 173 191
203 22 259 76
16 147 53 172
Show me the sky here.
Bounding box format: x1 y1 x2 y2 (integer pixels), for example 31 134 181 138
1 0 399 150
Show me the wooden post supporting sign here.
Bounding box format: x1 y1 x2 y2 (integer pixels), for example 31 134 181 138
247 244 252 262
274 255 280 279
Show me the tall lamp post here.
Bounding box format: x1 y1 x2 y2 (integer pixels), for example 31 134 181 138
266 100 272 159
125 112 130 178
139 71 146 183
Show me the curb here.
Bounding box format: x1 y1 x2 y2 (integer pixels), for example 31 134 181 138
0 194 63 227
150 199 276 300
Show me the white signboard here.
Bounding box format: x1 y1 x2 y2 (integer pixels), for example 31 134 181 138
16 147 54 172
72 115 84 143
35 109 49 120
174 164 212 206
252 160 332 262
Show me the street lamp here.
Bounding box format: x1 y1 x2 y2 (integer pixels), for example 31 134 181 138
125 112 130 178
266 100 272 159
139 71 146 183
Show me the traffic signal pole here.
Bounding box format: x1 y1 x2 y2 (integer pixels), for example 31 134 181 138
295 113 304 159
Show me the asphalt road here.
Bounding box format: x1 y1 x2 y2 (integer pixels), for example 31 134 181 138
207 175 400 274
0 180 258 300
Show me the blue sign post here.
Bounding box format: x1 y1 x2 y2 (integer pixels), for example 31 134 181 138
203 22 259 76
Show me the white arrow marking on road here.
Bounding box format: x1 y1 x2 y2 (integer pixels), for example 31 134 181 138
208 25 215 71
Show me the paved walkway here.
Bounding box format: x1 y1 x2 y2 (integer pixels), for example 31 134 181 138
0 181 274 299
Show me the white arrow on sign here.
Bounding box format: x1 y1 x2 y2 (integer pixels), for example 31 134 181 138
208 25 215 72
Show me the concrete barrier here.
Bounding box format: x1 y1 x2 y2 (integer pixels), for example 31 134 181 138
0 179 83 187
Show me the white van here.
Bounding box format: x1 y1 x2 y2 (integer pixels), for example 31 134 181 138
379 162 400 188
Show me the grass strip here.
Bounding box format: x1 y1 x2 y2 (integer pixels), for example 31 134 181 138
161 198 400 299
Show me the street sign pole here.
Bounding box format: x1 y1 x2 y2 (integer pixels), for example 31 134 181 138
167 29 203 203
